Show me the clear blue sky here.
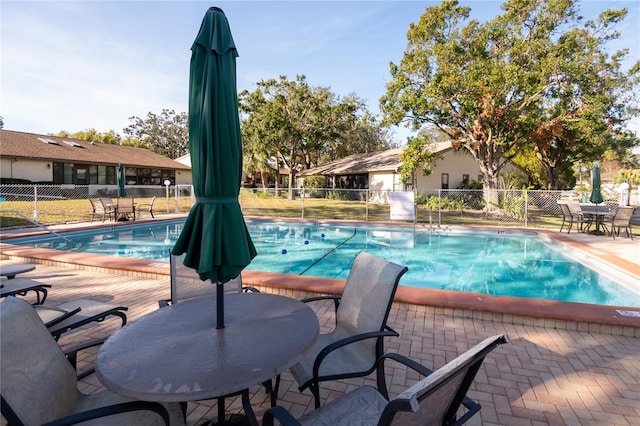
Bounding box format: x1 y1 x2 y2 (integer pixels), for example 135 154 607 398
2 0 639 145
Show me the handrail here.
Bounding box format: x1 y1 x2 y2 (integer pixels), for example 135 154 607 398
0 209 74 245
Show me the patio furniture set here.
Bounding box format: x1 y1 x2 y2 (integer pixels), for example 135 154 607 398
1 254 510 425
558 202 636 239
89 196 157 223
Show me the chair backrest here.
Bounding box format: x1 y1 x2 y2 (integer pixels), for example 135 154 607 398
0 297 79 424
336 252 408 354
383 334 509 426
117 196 135 213
613 206 634 226
558 203 572 218
169 251 242 304
90 198 104 213
567 203 582 217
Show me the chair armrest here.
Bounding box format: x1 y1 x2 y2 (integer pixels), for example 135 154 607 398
375 352 480 420
301 295 341 312
242 285 260 293
262 405 302 426
41 401 171 426
313 329 400 380
64 338 106 380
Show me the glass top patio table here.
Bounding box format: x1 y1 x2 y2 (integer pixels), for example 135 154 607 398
96 293 319 403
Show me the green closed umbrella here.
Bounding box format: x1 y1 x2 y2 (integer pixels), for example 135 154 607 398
117 163 126 198
172 7 256 329
589 162 603 205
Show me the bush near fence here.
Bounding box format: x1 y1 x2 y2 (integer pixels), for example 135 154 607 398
1 184 637 232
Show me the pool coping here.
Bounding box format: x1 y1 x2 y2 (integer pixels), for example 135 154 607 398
1 217 639 336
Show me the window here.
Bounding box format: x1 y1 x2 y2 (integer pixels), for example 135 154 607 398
52 163 115 185
441 173 449 190
462 174 469 183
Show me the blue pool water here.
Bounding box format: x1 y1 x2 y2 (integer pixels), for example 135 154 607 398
7 219 640 307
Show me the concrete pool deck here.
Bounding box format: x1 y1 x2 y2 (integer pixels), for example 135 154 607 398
1 217 639 424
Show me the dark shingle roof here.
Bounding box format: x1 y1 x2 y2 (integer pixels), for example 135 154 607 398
0 130 190 170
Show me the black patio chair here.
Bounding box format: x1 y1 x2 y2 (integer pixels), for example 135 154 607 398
289 251 409 408
609 206 635 239
0 277 51 305
136 196 158 218
34 297 128 341
558 203 588 234
264 334 510 426
0 297 185 425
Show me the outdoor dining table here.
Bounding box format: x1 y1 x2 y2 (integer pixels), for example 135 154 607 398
96 292 319 425
0 263 35 279
579 204 613 236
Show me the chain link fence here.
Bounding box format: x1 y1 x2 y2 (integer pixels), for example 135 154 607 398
1 184 636 231
0 184 194 228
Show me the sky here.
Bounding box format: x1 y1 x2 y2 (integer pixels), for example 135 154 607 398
2 0 639 146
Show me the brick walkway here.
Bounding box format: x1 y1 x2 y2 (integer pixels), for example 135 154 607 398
2 262 639 425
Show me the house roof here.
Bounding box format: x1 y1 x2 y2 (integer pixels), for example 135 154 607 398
0 130 191 170
298 142 453 176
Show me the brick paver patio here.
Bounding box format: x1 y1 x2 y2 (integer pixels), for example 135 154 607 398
1 261 638 425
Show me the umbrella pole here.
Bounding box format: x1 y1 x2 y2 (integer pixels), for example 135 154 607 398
216 282 225 329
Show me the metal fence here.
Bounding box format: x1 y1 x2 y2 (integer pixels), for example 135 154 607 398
0 184 195 228
1 184 636 230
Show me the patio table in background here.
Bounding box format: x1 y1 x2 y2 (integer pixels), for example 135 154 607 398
580 204 614 236
96 293 319 425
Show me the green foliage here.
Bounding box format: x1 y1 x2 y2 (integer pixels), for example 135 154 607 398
614 169 640 185
502 190 527 220
123 109 188 159
398 134 443 185
239 75 387 199
381 0 640 192
415 194 467 210
302 176 326 189
0 177 31 184
457 179 483 190
53 129 121 145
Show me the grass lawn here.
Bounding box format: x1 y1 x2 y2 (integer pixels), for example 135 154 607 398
0 192 563 230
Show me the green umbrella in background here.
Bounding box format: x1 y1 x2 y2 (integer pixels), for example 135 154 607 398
589 162 603 205
117 163 126 198
172 7 256 329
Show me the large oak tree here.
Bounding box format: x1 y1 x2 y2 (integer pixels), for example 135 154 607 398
381 0 639 199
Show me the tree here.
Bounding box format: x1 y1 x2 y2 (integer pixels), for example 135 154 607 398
381 0 640 199
239 75 382 199
123 109 188 159
527 7 640 189
398 126 448 188
53 129 121 144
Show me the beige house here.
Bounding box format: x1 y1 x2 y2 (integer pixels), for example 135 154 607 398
298 142 527 203
0 130 192 194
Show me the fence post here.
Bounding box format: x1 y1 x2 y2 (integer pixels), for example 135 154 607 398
365 189 369 222
301 187 305 219
524 189 528 227
33 185 38 221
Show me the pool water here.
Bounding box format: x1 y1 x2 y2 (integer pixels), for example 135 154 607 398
7 219 640 307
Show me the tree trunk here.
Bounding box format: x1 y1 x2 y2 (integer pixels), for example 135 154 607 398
287 170 296 200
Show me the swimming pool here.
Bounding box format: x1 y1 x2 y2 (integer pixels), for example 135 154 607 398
6 219 640 307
